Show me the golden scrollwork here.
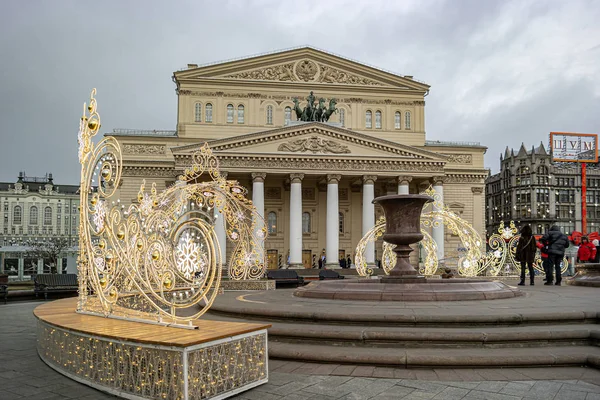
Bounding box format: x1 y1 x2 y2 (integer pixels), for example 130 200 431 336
355 186 485 277
77 89 266 328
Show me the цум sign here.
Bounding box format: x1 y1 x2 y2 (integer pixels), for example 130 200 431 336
550 132 598 163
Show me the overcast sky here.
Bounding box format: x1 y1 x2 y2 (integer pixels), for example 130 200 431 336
1 0 599 185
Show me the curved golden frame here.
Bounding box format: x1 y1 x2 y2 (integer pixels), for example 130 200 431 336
354 186 484 277
77 89 266 328
478 221 569 277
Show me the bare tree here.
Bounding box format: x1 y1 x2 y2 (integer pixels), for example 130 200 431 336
25 237 71 274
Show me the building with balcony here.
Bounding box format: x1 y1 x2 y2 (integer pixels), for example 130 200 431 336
0 172 80 280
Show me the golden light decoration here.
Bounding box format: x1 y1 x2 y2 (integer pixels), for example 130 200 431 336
355 186 485 277
478 220 569 276
77 89 266 328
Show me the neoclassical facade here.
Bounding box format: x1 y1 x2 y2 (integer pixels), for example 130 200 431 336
108 47 487 269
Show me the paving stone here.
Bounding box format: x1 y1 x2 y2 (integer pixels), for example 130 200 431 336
587 394 600 400
393 369 417 380
523 381 564 399
463 390 521 400
553 388 588 400
372 367 396 379
374 385 415 399
350 366 375 377
432 386 470 399
312 363 341 375
414 370 441 381
5 384 46 397
396 380 446 394
475 381 509 393
331 365 357 376
499 381 536 396
433 369 464 381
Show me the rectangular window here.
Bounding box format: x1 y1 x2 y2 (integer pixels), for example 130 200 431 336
365 112 372 129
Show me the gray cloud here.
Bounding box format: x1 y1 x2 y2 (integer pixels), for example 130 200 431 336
0 0 599 184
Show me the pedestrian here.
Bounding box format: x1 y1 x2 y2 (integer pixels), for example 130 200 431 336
564 240 578 276
540 225 570 286
339 257 346 269
318 257 323 269
515 224 537 286
346 255 352 269
536 240 550 279
593 239 600 263
577 237 596 263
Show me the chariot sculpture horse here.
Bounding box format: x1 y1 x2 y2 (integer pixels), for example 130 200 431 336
292 92 338 122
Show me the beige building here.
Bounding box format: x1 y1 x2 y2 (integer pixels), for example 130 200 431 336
0 172 80 279
108 47 487 269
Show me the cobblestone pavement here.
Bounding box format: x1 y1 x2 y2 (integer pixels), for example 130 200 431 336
1 301 599 400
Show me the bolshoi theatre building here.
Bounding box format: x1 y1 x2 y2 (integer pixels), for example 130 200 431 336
108 47 487 270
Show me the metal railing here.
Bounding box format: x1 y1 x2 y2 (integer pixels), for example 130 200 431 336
425 140 482 147
109 129 177 137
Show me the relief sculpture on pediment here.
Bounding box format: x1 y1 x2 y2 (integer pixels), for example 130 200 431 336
318 64 384 86
278 136 351 154
221 59 387 86
224 63 295 81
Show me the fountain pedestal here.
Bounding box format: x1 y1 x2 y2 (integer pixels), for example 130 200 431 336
375 194 431 283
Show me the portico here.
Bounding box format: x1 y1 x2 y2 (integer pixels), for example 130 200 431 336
170 122 453 269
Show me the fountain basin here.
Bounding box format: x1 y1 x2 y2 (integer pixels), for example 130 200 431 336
294 278 522 301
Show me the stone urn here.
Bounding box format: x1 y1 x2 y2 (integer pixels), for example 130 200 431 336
373 194 433 278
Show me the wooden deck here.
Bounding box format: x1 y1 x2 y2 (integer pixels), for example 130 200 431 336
34 297 270 347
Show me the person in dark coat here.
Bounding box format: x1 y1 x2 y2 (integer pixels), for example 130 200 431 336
346 255 352 269
540 225 570 285
515 225 537 286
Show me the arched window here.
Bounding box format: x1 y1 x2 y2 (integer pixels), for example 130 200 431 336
13 205 22 225
194 103 202 122
404 111 411 129
205 103 213 123
44 206 52 225
302 212 311 234
365 110 372 128
339 109 345 127
237 105 244 124
266 105 273 125
284 107 292 126
375 111 382 129
226 104 234 123
338 212 344 234
395 111 401 129
30 206 38 225
267 212 277 234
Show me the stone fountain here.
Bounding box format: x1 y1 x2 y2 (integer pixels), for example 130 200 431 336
295 194 521 301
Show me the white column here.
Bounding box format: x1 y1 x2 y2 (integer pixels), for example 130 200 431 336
398 176 412 195
362 175 377 267
432 176 445 264
288 173 304 269
326 174 341 269
252 173 266 263
214 172 228 268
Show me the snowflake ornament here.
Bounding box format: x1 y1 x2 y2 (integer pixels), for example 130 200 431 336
175 232 202 279
139 194 153 216
93 200 106 232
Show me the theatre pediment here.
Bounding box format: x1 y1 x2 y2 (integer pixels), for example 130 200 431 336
172 122 447 163
174 47 429 92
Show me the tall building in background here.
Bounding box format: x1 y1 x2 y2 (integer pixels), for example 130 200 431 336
486 142 600 236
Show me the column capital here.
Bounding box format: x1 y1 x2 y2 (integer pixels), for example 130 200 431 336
398 176 413 185
327 174 341 184
251 172 267 183
362 175 378 185
471 187 484 194
290 173 304 183
431 176 446 186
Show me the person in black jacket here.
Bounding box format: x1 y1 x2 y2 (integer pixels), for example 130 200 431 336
540 225 570 286
515 224 537 286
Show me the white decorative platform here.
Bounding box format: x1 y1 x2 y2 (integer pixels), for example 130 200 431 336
35 298 270 400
